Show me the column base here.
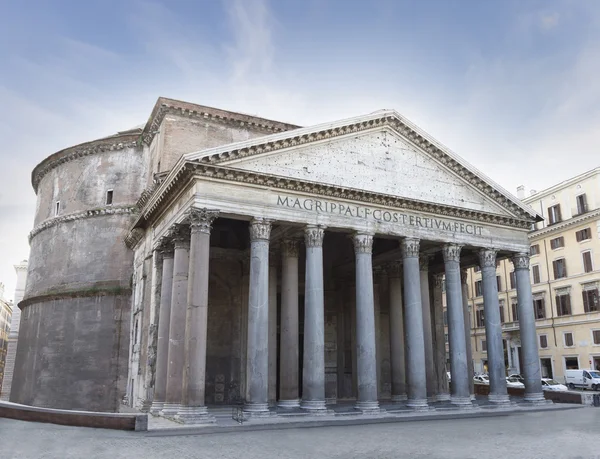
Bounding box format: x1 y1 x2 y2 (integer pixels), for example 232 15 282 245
436 393 451 402
175 406 216 424
301 399 327 413
354 400 380 414
391 394 408 402
278 399 301 409
160 403 181 417
243 401 270 417
407 398 429 411
488 393 511 405
450 396 473 408
524 392 548 404
149 401 165 415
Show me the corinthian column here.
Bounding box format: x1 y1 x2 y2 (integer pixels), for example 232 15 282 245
419 255 436 402
512 253 545 403
353 233 379 412
279 239 300 408
150 238 174 415
301 225 327 412
268 253 278 406
479 249 509 405
161 224 190 417
460 269 475 399
244 218 272 415
432 274 450 401
402 238 428 410
388 261 407 401
176 208 219 423
443 244 472 407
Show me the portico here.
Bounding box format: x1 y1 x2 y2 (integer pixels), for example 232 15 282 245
134 110 544 423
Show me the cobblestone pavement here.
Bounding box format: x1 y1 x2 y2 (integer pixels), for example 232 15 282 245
2 408 600 459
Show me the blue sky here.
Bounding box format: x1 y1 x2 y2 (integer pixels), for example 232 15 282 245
0 0 599 296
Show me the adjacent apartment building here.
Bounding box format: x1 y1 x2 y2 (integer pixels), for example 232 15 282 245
0 284 12 394
466 167 600 381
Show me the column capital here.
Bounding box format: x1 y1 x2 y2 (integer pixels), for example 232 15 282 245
304 225 326 248
511 252 530 270
249 218 272 242
187 208 219 234
478 248 497 269
401 238 420 259
386 261 403 278
281 239 300 258
155 236 175 259
419 254 431 272
169 224 191 249
442 243 462 263
353 232 374 254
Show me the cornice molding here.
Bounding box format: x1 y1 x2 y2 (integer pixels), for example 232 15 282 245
141 101 300 146
135 163 532 233
31 134 140 193
529 209 600 239
19 285 132 310
30 205 138 243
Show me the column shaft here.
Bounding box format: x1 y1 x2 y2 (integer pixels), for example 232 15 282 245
301 225 326 411
419 257 436 401
279 240 300 407
354 233 379 412
479 249 509 404
268 257 278 405
443 244 472 406
513 253 545 402
162 225 190 416
461 271 475 397
388 262 407 401
432 275 450 400
244 218 271 414
402 238 428 409
150 244 174 414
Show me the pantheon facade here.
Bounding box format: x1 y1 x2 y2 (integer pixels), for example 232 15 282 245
13 98 544 420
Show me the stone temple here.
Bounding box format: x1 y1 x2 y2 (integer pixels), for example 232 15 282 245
13 97 546 419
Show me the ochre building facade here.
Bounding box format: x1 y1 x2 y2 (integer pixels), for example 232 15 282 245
15 98 545 418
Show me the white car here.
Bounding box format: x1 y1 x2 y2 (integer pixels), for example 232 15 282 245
473 374 489 385
506 376 525 388
541 378 568 392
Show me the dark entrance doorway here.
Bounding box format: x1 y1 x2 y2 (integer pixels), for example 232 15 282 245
540 358 553 378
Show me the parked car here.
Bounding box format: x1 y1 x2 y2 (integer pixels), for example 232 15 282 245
507 374 525 384
541 378 568 392
565 369 600 390
473 374 489 385
506 376 525 388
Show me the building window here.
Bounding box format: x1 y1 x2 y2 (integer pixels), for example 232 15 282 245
582 251 594 273
511 301 519 322
530 244 540 256
592 330 600 345
474 265 480 273
534 298 546 319
443 310 447 326
553 258 568 279
509 271 516 289
476 308 485 327
539 335 548 349
499 301 505 324
55 201 60 216
576 194 588 215
496 276 502 292
564 332 574 347
444 333 448 343
475 280 483 297
548 204 562 225
583 289 599 313
576 228 592 242
565 357 579 370
481 340 487 352
556 294 572 316
532 265 541 284
550 237 565 249
106 190 113 205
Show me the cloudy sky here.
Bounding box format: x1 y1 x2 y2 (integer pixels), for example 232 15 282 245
0 0 599 297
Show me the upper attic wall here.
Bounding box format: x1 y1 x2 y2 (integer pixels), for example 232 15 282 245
147 113 290 186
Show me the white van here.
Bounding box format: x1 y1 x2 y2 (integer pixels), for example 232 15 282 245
565 369 600 390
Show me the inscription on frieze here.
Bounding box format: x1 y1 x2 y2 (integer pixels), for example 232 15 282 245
276 195 484 235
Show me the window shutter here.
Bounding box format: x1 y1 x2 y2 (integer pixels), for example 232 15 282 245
583 291 589 312
557 205 562 222
553 261 558 279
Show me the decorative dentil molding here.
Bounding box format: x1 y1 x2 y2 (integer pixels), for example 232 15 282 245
401 238 420 259
511 253 530 270
281 239 300 258
478 248 498 269
249 218 272 242
442 244 462 263
353 233 374 254
125 227 145 250
304 225 326 248
187 208 219 234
